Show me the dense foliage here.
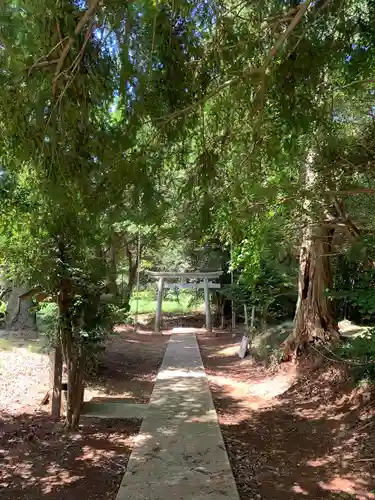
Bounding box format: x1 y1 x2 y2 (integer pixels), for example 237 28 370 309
2 0 375 425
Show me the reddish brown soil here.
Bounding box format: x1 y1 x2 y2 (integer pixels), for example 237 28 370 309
198 333 375 500
0 329 168 499
0 415 140 499
86 329 168 404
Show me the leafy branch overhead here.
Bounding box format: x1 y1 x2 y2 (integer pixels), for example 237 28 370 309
1 0 375 428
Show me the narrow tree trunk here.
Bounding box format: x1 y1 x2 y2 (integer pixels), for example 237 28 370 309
57 241 84 430
125 263 137 300
283 223 340 359
123 243 139 311
49 345 63 419
5 284 37 331
64 343 85 430
108 243 118 296
58 289 85 430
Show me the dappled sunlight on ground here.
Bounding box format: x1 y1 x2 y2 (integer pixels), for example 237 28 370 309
86 330 168 404
247 370 295 400
198 332 375 500
0 328 170 499
0 413 140 499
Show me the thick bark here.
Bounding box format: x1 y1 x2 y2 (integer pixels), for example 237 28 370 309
284 223 340 359
5 285 37 331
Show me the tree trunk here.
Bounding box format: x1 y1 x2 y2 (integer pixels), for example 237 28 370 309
49 345 63 419
283 223 340 359
5 284 37 331
108 243 118 296
58 288 85 430
64 342 85 430
57 242 84 431
123 242 139 311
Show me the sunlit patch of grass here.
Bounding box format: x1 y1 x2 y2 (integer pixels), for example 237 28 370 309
130 290 203 315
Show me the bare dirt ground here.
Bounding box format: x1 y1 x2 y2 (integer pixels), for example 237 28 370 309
198 333 375 500
134 311 209 332
86 327 168 404
0 328 168 499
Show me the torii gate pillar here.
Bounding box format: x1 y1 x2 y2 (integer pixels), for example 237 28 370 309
155 277 164 333
203 278 212 332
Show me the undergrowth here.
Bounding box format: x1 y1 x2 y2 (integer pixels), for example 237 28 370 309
336 328 375 383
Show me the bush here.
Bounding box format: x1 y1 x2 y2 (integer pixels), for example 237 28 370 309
0 300 6 324
36 297 115 376
36 302 58 336
336 329 375 382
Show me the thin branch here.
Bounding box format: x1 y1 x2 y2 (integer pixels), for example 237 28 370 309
285 0 331 60
52 0 101 97
28 38 68 75
335 188 375 196
264 0 313 66
266 6 299 23
152 0 313 126
333 198 361 239
30 59 60 69
334 79 375 91
153 76 245 123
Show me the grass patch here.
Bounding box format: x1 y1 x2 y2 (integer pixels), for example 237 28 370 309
336 328 375 383
36 302 58 333
130 289 203 315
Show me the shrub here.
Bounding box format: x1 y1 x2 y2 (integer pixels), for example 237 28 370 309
336 329 375 382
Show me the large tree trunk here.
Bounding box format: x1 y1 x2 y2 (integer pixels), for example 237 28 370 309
5 284 37 331
283 223 340 359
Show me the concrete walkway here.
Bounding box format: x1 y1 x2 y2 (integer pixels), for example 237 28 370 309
116 328 240 500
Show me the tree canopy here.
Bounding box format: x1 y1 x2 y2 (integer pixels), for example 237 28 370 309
2 0 375 426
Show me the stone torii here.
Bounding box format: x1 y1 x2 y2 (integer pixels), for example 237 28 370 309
146 271 222 333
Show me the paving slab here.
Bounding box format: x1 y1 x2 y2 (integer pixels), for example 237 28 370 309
81 401 149 419
116 328 240 500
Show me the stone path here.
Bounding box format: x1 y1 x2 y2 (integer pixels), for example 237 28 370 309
116 328 240 500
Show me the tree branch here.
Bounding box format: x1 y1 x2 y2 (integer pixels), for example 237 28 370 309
153 0 313 126
265 0 313 65
52 0 101 97
333 198 361 239
28 38 68 75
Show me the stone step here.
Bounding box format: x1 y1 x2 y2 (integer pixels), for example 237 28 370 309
81 401 148 419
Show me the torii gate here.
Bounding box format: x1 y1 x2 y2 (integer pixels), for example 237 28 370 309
146 271 222 333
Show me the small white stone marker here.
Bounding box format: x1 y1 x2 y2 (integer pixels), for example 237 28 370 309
238 334 249 359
